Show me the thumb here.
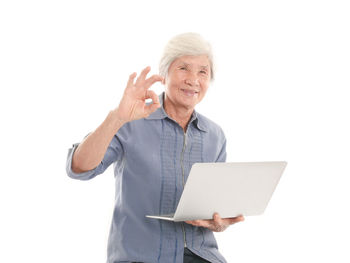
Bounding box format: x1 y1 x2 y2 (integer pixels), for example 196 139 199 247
144 102 161 116
143 90 161 116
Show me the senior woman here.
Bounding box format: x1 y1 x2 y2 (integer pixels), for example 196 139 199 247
66 33 244 263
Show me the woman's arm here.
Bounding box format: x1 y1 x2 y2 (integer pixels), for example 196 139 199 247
71 110 125 173
71 66 163 173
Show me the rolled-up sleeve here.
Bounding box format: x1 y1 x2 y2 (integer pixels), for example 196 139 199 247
66 134 124 180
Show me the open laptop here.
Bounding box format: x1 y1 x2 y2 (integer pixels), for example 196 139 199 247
146 161 287 222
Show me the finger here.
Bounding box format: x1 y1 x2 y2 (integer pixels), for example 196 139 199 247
144 75 164 89
211 213 226 230
145 90 160 105
185 220 201 226
232 215 244 222
186 219 223 232
195 220 212 228
226 215 245 225
146 103 161 114
213 213 221 221
186 220 210 228
237 215 245 221
144 90 161 115
135 66 151 87
213 213 223 225
185 220 199 226
126 72 137 88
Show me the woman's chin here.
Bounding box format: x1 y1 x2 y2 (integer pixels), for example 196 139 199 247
176 100 197 110
179 93 199 106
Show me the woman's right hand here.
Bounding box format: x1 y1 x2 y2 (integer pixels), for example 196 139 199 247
113 66 163 124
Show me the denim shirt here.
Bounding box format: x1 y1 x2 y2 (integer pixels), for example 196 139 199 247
66 92 227 263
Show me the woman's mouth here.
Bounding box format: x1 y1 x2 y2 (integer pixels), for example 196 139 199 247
181 89 199 97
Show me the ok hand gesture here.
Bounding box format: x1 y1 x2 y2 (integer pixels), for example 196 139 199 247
115 66 163 124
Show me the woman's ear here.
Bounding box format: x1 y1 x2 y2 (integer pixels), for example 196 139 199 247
161 76 166 85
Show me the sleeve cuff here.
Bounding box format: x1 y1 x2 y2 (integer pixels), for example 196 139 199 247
66 143 100 181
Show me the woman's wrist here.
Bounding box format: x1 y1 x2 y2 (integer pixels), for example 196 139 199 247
107 109 127 132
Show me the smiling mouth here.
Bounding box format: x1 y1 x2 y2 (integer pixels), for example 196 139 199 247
181 89 199 96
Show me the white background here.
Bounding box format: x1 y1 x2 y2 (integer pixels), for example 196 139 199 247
1 0 349 262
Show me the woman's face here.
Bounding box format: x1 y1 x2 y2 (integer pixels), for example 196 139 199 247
163 55 211 110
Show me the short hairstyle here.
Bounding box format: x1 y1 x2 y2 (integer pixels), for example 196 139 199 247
159 32 215 80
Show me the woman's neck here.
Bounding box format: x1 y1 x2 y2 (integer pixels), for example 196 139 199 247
163 96 193 132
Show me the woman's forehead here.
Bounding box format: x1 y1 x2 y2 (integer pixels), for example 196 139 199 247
172 55 210 68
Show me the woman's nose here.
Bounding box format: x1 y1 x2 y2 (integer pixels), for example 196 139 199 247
184 74 199 86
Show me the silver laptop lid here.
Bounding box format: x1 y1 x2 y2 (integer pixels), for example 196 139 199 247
173 161 287 221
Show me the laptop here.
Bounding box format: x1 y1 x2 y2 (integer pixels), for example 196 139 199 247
146 161 287 222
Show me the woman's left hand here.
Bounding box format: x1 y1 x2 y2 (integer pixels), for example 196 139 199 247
185 213 244 232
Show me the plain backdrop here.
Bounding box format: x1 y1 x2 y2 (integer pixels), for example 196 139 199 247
1 0 349 262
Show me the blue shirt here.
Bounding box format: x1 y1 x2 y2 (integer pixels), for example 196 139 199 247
66 92 227 263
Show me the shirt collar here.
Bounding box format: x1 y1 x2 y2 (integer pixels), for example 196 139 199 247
145 92 208 132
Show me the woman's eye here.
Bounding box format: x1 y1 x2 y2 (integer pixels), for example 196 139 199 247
179 67 187 70
200 70 207 74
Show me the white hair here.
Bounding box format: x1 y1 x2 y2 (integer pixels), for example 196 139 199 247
159 32 215 80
